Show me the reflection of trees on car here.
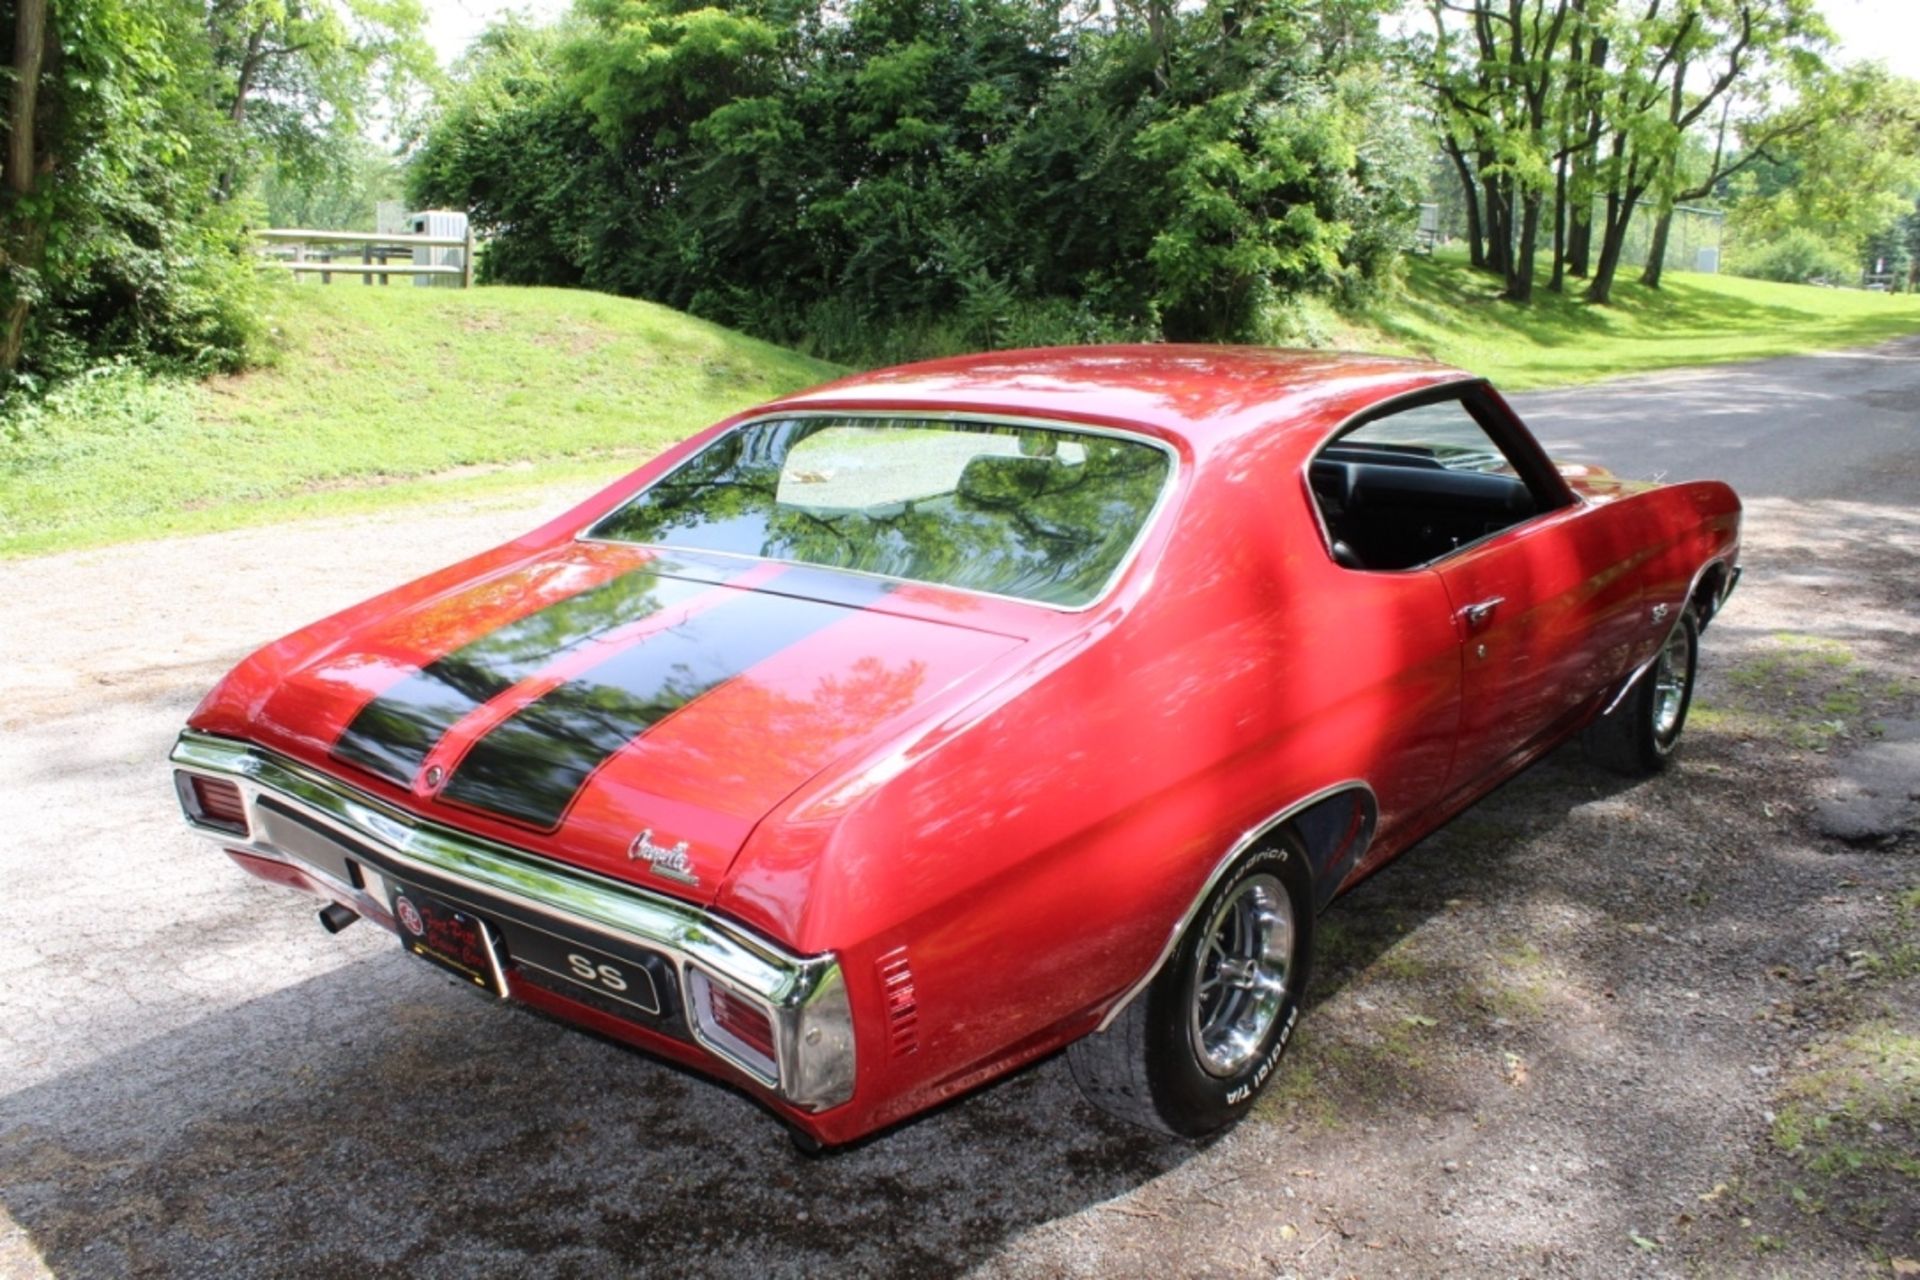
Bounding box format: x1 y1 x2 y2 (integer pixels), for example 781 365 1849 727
593 418 1172 607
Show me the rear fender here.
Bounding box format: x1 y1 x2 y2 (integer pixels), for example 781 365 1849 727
1095 782 1377 1031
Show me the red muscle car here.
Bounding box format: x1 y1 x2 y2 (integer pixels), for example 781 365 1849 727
171 347 1741 1147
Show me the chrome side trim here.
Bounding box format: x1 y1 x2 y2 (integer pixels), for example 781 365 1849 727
1600 647 1662 718
575 408 1184 616
1599 554 1734 717
170 729 854 1109
1093 780 1378 1032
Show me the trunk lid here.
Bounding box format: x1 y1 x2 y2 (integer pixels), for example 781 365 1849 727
199 543 1028 905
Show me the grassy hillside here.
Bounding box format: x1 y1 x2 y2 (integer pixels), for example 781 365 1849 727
0 284 840 556
1331 253 1920 390
7 261 1920 557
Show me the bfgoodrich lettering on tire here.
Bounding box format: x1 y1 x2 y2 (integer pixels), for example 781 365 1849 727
1068 837 1312 1137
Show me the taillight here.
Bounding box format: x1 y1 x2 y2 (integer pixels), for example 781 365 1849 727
688 964 857 1110
711 983 777 1060
177 772 249 836
687 969 778 1083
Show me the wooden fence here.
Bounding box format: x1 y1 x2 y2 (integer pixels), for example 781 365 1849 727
255 227 475 287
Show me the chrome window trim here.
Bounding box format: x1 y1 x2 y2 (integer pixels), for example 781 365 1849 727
1094 780 1378 1032
575 408 1184 616
169 729 853 1109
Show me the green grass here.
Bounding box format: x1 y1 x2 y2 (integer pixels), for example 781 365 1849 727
1771 1023 1920 1184
1711 631 1916 751
1331 251 1920 390
11 256 1920 556
0 282 840 556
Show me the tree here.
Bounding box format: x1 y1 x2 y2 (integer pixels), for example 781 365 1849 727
0 0 258 381
407 21 604 287
1414 0 1829 305
412 0 1421 358
205 0 434 200
1720 64 1920 275
1 0 52 370
0 0 429 388
1905 199 1920 291
1581 0 1825 303
261 136 405 230
1418 0 1578 302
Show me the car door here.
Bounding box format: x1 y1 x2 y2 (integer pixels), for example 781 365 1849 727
1431 506 1645 799
1311 386 1643 804
1414 394 1644 799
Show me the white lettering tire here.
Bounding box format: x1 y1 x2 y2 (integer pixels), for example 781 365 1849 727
1068 837 1313 1138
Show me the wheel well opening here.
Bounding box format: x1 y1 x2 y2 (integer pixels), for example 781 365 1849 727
1692 562 1730 628
1282 786 1378 911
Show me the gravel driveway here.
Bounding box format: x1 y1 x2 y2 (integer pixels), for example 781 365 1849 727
2 343 1916 1278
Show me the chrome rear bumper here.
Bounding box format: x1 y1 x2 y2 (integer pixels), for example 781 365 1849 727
170 729 855 1110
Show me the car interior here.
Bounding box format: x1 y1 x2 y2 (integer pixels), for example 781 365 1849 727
1307 393 1556 572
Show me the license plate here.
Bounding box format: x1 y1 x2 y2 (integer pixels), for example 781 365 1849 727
390 884 504 997
495 917 663 1018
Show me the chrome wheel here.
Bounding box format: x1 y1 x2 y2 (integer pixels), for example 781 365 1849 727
1188 872 1294 1078
1651 620 1692 742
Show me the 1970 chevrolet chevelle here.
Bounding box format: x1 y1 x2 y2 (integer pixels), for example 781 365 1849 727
171 347 1741 1147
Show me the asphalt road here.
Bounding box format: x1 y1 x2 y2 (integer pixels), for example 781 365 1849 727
2 339 1916 1279
1512 333 1920 501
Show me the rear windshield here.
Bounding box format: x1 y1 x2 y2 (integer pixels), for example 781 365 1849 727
587 416 1174 607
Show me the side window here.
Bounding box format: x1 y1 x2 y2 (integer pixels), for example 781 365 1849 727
1336 402 1516 476
1309 395 1552 572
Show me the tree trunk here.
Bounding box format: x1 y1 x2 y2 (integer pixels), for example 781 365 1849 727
1482 172 1510 278
1632 54 1693 294
1506 193 1541 302
1585 184 1644 305
1567 194 1592 276
1145 0 1173 91
1549 154 1569 292
1640 206 1675 288
5 0 46 197
1 0 50 373
1444 137 1484 268
1567 31 1607 278
229 22 267 125
216 21 269 200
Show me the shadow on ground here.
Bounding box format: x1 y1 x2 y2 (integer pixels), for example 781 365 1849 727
4 445 1916 1278
0 950 1182 1279
0 730 1818 1279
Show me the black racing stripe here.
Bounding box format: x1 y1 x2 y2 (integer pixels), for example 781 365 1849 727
441 582 877 829
331 569 707 786
749 563 897 610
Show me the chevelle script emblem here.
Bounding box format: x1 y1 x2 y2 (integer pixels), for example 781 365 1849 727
629 829 698 885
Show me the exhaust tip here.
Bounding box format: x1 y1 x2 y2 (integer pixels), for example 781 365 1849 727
318 903 360 934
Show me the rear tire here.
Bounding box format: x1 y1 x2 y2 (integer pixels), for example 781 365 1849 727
1584 610 1698 776
1069 837 1312 1138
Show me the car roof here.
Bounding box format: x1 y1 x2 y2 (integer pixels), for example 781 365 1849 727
765 345 1476 460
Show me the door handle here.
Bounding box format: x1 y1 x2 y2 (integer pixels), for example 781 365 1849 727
1459 596 1504 628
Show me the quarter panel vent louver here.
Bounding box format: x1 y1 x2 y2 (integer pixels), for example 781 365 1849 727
876 946 919 1058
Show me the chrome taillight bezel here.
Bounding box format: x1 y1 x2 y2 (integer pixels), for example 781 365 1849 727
686 966 781 1087
175 769 250 837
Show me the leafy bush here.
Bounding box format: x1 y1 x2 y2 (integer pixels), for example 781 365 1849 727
1725 229 1861 286
411 0 1421 364
0 0 428 407
0 361 199 502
